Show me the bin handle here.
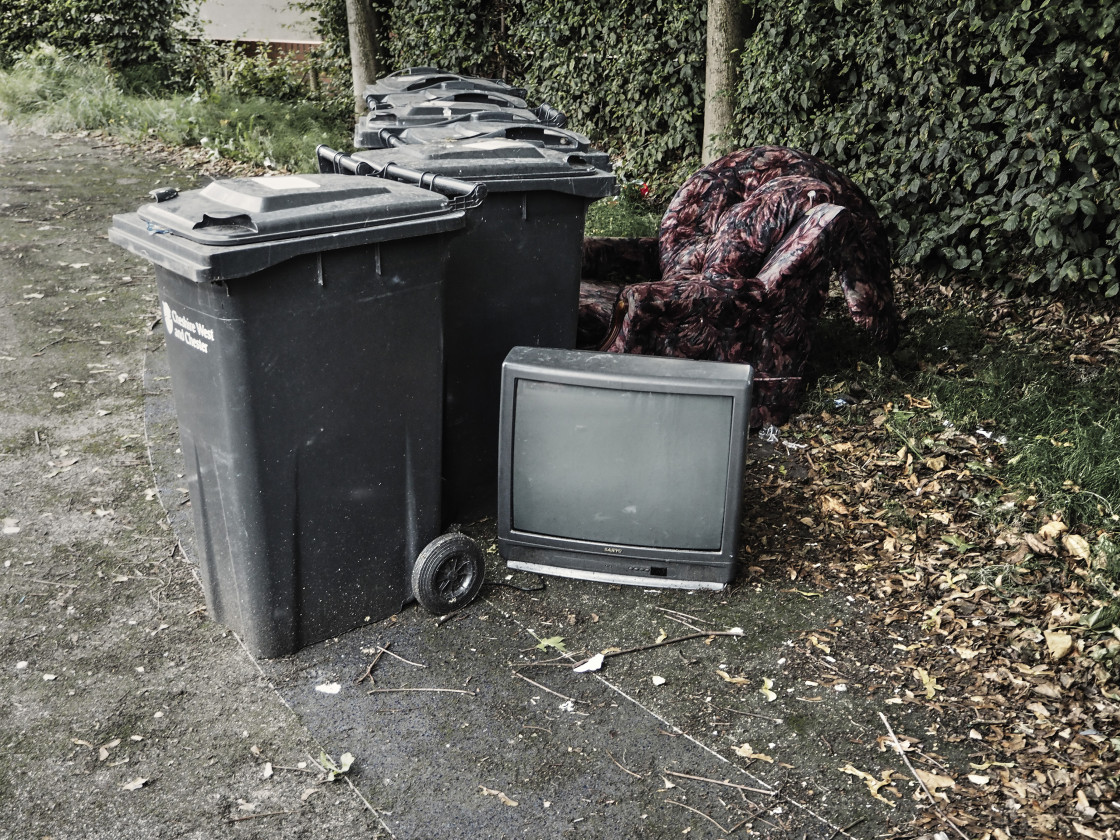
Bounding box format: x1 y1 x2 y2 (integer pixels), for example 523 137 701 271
474 124 588 150
315 145 487 208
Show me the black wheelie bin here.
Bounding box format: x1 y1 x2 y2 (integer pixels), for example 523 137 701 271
319 141 617 525
109 172 488 657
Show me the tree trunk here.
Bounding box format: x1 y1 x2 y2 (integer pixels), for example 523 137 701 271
345 0 384 117
703 0 742 164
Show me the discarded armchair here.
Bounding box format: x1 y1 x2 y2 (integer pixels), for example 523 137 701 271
578 146 900 428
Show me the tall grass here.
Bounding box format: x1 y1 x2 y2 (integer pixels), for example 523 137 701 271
0 46 350 173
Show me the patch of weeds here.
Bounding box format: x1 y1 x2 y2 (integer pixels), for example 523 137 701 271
585 181 662 238
880 500 916 530
1091 535 1120 598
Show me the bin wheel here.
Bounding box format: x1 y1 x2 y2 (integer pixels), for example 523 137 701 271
412 533 485 615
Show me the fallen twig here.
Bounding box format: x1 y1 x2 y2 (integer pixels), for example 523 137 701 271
355 646 387 685
512 671 581 705
662 770 775 797
657 613 705 632
305 753 379 816
879 712 969 840
654 606 706 623
228 809 297 822
666 799 743 834
375 645 427 668
606 750 642 779
367 687 475 696
271 764 317 774
571 628 745 669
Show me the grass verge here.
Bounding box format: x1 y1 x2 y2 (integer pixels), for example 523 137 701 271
0 47 350 173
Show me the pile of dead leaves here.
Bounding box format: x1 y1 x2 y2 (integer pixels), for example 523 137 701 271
744 277 1119 839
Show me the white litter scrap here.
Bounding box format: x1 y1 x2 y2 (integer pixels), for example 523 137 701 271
573 653 605 673
315 682 342 695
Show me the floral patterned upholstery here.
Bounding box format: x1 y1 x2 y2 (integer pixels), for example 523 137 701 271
578 146 899 428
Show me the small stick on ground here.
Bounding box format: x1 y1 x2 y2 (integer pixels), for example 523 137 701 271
879 712 970 840
305 753 379 817
662 770 775 797
654 606 707 623
666 799 738 834
355 646 387 685
512 671 581 705
374 645 427 668
271 764 317 774
571 629 745 669
367 687 476 696
606 750 642 779
658 613 705 632
228 809 297 823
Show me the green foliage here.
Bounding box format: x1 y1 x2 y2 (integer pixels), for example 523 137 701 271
511 0 705 193
0 0 191 70
732 0 1120 296
291 0 352 82
0 48 351 173
585 181 662 238
203 43 315 101
383 0 523 80
0 0 50 69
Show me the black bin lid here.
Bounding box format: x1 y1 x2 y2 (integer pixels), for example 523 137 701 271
108 174 468 282
399 119 595 154
355 141 617 199
360 100 540 129
363 68 528 103
370 89 529 111
142 174 455 245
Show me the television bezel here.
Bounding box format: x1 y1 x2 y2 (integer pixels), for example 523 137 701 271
496 347 753 590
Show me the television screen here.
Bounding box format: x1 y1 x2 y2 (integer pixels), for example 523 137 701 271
497 347 753 589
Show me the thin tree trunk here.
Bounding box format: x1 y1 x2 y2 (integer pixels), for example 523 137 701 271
703 0 742 163
346 0 384 116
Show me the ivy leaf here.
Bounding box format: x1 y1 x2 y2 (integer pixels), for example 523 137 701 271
535 636 566 652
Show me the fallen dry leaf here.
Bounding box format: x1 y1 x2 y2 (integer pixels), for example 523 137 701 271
733 743 774 762
839 764 898 807
1062 533 1091 560
913 768 955 802
479 785 518 807
1043 630 1074 660
1038 520 1068 540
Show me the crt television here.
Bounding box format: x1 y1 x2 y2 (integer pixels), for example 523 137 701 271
497 347 753 590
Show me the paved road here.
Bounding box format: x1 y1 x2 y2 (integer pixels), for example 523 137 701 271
2 122 915 839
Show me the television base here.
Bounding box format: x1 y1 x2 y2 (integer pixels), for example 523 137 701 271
507 560 728 591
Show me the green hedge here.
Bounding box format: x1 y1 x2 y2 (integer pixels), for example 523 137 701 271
733 0 1120 296
510 0 705 188
0 0 189 70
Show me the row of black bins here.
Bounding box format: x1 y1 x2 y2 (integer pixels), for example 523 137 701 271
354 66 576 152
109 76 617 657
